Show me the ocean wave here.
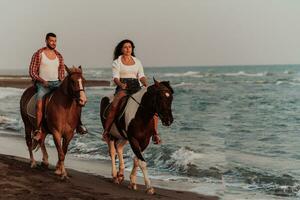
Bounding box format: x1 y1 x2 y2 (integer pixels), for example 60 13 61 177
0 87 24 99
163 71 204 78
140 146 222 179
220 71 270 77
84 70 105 78
72 153 109 160
168 147 202 169
161 70 277 78
0 116 22 131
173 82 195 88
226 167 300 197
284 70 294 74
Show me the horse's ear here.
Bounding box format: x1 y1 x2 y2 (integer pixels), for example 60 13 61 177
78 65 82 71
153 77 160 87
65 64 71 74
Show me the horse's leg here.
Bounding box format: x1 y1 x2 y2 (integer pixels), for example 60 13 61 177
129 137 154 194
109 140 118 183
52 131 64 176
60 137 71 179
138 159 155 194
40 133 49 168
128 156 139 190
116 140 127 184
25 126 36 168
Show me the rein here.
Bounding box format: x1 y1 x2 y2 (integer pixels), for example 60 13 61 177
129 87 171 118
128 95 158 117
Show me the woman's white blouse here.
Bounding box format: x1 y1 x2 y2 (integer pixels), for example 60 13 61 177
112 56 145 79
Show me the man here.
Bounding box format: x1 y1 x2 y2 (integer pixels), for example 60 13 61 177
29 32 87 142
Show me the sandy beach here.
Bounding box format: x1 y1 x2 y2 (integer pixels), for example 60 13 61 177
0 133 218 200
0 154 217 200
0 76 219 200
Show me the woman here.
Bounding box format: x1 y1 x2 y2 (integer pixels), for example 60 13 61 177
102 39 161 144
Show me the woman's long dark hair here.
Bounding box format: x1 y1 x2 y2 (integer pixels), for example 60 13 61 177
113 39 135 60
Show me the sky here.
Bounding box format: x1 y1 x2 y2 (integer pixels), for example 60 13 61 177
0 0 300 69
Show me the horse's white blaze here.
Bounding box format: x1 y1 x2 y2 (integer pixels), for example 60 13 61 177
78 78 87 104
78 78 83 90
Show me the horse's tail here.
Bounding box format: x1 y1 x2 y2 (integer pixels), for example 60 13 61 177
129 137 146 162
100 97 110 128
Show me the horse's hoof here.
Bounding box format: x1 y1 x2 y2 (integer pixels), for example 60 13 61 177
128 183 137 190
112 177 119 184
55 169 62 176
61 175 69 181
41 161 49 169
117 173 124 184
146 187 155 195
30 161 37 168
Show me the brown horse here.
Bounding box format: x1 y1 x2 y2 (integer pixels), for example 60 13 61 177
20 66 87 178
100 79 174 194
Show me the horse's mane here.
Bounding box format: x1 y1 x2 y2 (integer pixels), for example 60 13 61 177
147 81 174 94
160 81 174 94
60 66 84 96
68 66 83 75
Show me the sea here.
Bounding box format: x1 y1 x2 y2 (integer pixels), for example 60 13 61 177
1 65 300 200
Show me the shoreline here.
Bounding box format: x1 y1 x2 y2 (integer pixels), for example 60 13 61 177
0 76 110 88
0 132 220 200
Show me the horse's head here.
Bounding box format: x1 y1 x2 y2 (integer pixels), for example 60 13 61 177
149 78 174 126
64 65 87 107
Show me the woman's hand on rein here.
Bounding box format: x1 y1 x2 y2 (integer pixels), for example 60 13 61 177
121 83 127 90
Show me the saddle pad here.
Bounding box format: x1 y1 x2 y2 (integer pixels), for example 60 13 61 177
124 87 147 131
27 94 37 118
107 87 147 139
26 93 55 119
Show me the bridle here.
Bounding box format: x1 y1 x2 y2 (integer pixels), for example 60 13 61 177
129 86 172 118
67 72 85 100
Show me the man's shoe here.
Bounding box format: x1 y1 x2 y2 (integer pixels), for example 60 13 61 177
76 125 88 135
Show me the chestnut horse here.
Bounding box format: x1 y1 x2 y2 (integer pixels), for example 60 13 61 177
20 66 87 178
100 79 174 194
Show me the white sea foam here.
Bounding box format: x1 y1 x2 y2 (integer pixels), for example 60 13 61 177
284 70 294 74
85 70 105 78
0 116 15 124
173 82 195 88
72 153 109 160
220 71 267 77
167 147 202 170
163 71 202 78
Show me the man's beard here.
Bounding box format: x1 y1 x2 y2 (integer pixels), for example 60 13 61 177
47 44 55 50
